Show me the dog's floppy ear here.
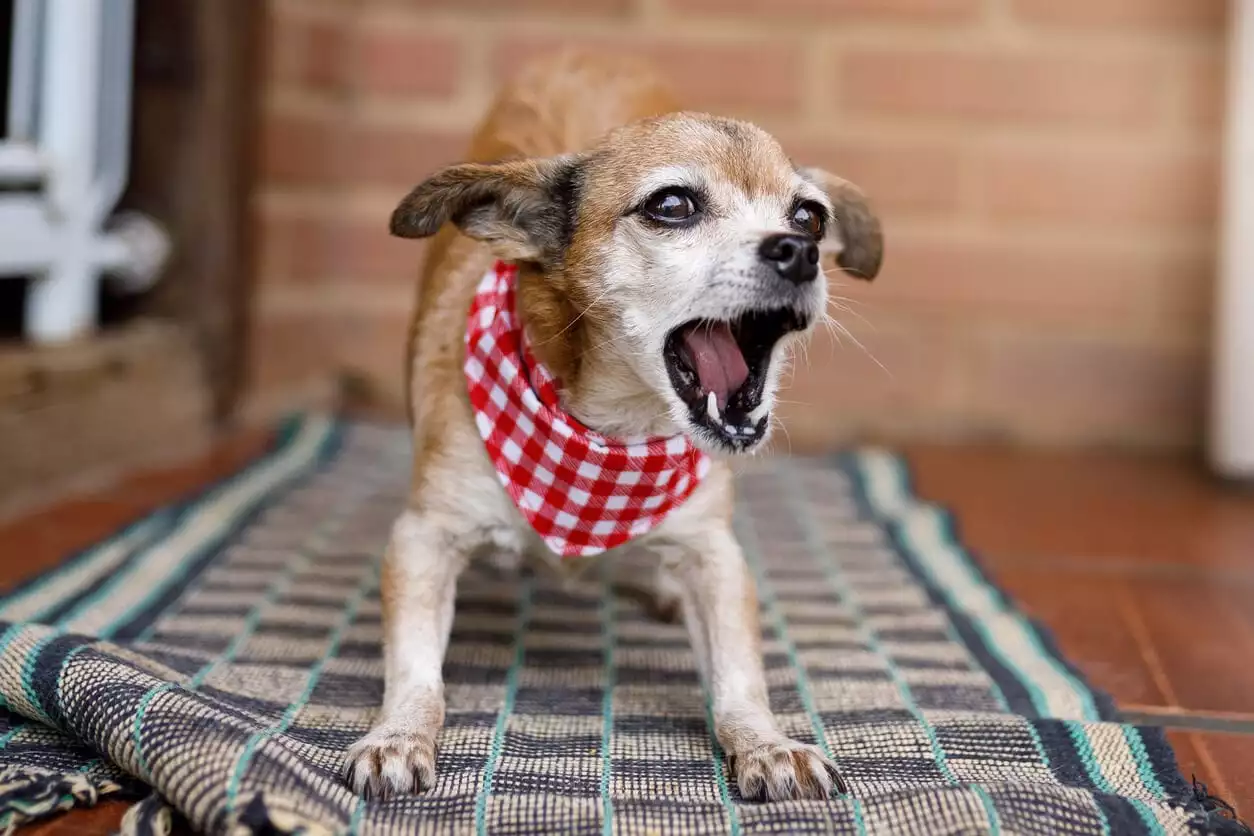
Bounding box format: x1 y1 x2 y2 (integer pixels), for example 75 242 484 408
798 167 884 281
390 154 585 265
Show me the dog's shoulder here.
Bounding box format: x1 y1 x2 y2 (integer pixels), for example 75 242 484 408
403 231 503 498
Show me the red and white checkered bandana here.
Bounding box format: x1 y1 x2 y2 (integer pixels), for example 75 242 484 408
464 261 711 557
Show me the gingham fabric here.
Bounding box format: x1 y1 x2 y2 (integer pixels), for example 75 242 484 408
0 415 1245 835
465 261 711 557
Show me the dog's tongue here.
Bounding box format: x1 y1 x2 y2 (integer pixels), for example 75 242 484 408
681 323 749 408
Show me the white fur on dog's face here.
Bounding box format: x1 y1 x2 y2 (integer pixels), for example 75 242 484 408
599 158 833 453
566 116 849 454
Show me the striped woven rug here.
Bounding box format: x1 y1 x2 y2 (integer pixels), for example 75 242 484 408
0 415 1242 835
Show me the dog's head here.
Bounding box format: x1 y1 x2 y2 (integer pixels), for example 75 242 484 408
392 112 883 454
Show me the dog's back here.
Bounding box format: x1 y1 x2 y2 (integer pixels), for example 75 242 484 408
466 51 678 165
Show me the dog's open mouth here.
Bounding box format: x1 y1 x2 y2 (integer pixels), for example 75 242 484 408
663 308 809 450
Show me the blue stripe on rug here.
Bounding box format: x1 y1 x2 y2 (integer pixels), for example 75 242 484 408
844 449 1198 818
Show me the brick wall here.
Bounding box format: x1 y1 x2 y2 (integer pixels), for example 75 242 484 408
250 0 1228 451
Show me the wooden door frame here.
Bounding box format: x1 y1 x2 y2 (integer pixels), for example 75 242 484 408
124 0 263 424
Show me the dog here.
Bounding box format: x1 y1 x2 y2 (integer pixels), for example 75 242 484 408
344 51 883 803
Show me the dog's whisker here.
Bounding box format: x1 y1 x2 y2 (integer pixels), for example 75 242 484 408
532 285 618 348
823 315 892 378
581 330 655 358
823 301 874 330
768 412 793 455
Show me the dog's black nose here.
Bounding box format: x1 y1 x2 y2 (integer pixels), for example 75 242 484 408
759 233 819 285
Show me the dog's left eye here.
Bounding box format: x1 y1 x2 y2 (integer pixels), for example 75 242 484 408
791 202 826 239
640 188 700 225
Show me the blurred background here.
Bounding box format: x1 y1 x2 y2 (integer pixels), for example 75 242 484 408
0 0 1245 510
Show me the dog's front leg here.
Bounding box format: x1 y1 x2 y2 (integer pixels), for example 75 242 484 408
345 510 467 799
666 526 847 802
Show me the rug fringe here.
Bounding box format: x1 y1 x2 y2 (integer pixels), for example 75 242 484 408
1188 775 1253 835
227 793 340 836
0 765 134 835
118 793 179 836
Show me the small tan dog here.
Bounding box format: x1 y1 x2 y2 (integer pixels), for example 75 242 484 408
345 52 883 803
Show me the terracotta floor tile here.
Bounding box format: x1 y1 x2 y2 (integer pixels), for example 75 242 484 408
905 445 1254 576
22 800 129 835
0 498 148 585
990 569 1172 708
1 518 59 575
1125 578 1254 716
118 431 273 507
0 429 273 594
1001 569 1254 717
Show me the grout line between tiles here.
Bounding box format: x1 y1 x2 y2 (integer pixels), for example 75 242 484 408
1121 708 1254 735
1114 584 1183 710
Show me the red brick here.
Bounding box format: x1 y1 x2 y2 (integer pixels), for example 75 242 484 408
781 137 965 215
328 222 427 284
353 28 463 100
968 334 1205 447
854 239 1213 324
249 308 412 398
259 112 344 187
248 312 339 391
1150 257 1215 332
976 148 1220 231
660 0 980 23
493 36 804 115
257 211 427 285
333 312 411 401
1011 0 1227 31
1177 54 1228 132
339 125 469 186
255 212 325 281
786 316 962 414
366 0 631 15
840 48 1165 128
268 14 351 94
775 316 973 448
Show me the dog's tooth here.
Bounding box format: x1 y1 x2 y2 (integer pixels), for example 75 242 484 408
706 391 720 422
748 401 771 423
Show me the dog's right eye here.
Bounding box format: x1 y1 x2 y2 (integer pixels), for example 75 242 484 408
640 188 700 226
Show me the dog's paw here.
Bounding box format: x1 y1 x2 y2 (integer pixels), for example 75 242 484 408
729 740 848 802
344 729 438 800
